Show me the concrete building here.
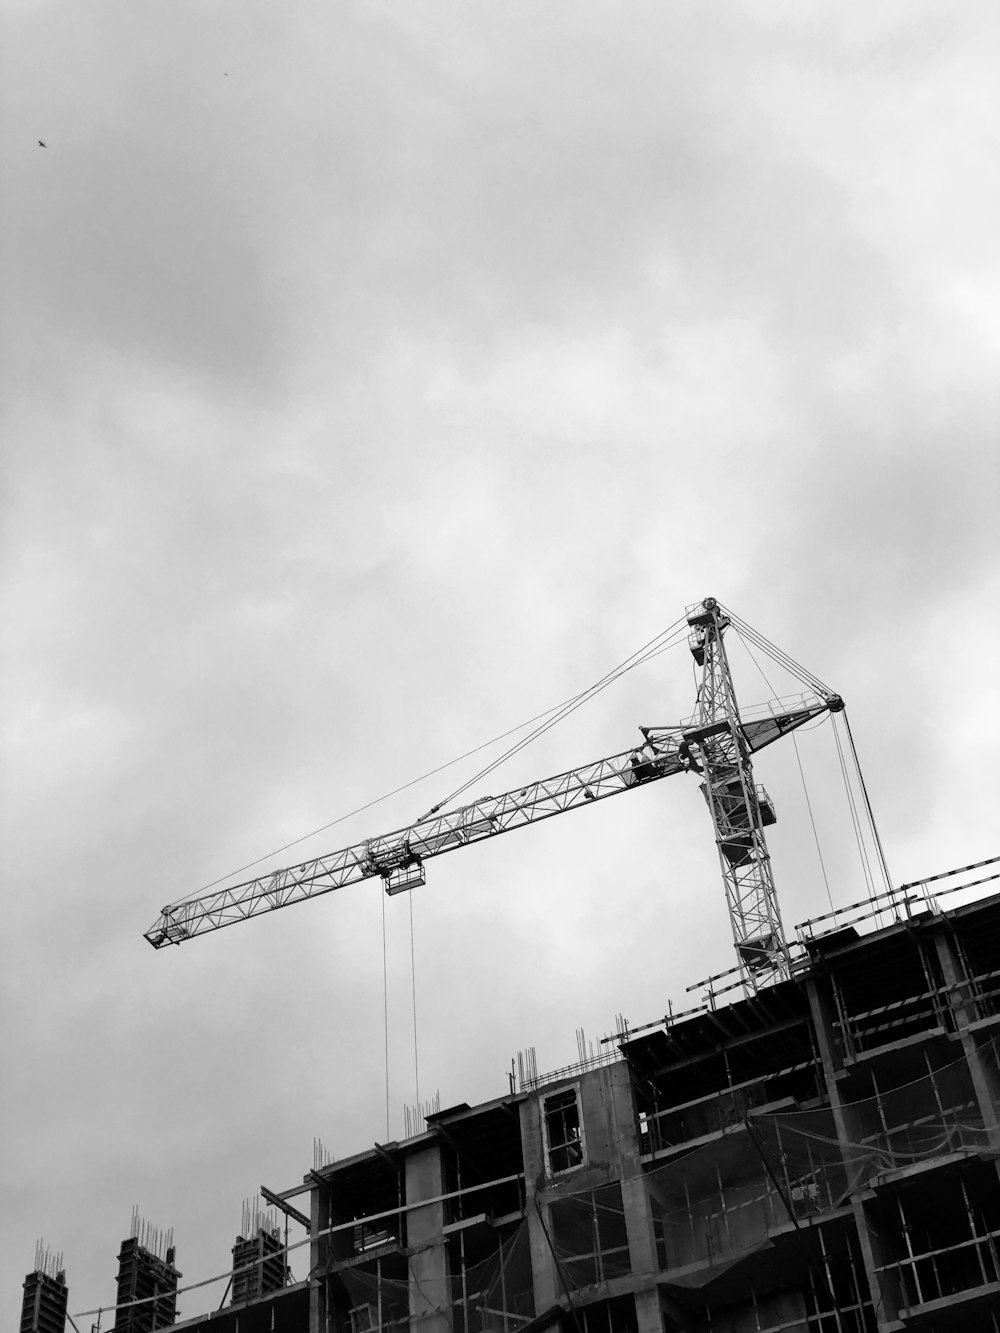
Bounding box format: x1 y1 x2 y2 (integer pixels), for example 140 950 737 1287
150 881 1000 1333
112 1235 181 1333
19 1266 68 1333
231 1224 290 1307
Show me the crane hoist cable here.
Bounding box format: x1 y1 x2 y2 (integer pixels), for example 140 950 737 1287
382 886 389 1140
734 616 892 906
841 708 894 895
831 713 877 901
410 891 419 1108
791 733 834 913
735 627 835 913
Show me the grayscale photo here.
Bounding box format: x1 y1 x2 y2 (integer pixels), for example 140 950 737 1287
2 4 998 1330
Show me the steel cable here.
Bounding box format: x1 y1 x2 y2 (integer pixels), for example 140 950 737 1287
178 622 687 902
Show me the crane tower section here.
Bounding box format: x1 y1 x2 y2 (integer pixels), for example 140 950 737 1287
685 598 786 982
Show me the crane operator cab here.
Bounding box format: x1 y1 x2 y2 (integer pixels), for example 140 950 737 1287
627 749 658 784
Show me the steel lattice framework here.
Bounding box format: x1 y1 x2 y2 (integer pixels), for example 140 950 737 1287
687 598 794 981
146 741 684 946
145 599 841 987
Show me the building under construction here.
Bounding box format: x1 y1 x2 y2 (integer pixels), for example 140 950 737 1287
20 601 1000 1331
26 874 1000 1333
20 1244 67 1333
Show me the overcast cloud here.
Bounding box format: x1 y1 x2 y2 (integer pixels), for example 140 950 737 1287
2 1 999 1323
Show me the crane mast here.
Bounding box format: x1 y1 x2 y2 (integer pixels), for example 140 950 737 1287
687 598 787 981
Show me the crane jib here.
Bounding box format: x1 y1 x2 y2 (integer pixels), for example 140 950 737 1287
143 736 692 948
143 623 839 968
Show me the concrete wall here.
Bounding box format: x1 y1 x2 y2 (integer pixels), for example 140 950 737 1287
522 1065 662 1333
405 1144 449 1333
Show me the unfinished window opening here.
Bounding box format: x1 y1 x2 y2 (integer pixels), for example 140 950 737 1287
870 1164 1000 1311
801 1224 876 1333
321 1153 406 1263
640 1057 823 1154
352 1220 398 1254
440 1127 526 1228
701 1224 876 1333
336 1249 409 1333
850 1045 982 1159
448 1221 535 1333
708 1284 874 1333
705 1289 803 1333
648 1143 782 1273
543 1087 585 1175
549 1183 631 1290
349 1303 376 1333
951 916 1000 1021
830 939 948 1057
575 1294 637 1333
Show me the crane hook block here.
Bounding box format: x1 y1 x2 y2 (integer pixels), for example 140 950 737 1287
383 860 426 895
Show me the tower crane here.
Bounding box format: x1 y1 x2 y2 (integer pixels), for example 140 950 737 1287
145 599 843 988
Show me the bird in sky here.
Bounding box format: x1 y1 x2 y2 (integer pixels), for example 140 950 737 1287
38 139 47 148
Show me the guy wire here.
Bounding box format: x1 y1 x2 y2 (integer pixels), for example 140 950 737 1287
410 892 419 1112
181 620 689 901
382 889 390 1141
428 618 689 812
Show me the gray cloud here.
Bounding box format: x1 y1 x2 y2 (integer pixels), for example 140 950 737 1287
2 0 998 1322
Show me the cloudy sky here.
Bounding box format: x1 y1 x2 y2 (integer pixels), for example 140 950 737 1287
2 0 999 1322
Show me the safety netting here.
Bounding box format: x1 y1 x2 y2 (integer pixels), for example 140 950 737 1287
452 1224 536 1333
330 1043 998 1321
337 1260 411 1333
644 1039 998 1285
334 1222 535 1333
649 1108 853 1281
548 1183 632 1291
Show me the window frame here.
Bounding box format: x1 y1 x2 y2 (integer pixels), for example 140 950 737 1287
541 1082 587 1177
349 1304 377 1333
549 1182 632 1288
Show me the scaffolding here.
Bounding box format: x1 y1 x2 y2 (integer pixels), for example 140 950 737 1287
332 1220 535 1333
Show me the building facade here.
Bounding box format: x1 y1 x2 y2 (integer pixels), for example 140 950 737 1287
31 889 1000 1333
169 887 1000 1333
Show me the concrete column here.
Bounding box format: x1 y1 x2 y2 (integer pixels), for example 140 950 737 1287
805 977 895 1326
606 1064 642 1170
620 1177 662 1333
934 932 1000 1144
309 1182 330 1333
519 1097 561 1314
805 979 854 1140
608 1066 662 1333
311 1175 382 1333
406 1144 450 1333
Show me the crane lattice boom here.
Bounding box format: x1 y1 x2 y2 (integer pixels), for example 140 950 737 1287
146 739 688 947
145 661 835 962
